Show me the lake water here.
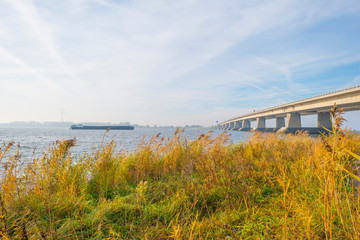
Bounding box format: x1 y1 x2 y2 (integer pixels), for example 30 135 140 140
0 127 251 159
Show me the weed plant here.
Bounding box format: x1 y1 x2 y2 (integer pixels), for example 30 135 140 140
0 107 360 239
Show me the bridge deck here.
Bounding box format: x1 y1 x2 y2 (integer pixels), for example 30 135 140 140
220 85 360 132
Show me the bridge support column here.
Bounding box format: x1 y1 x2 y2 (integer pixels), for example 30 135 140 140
286 112 301 128
276 117 285 128
256 117 265 129
240 119 250 131
234 120 242 130
230 122 235 130
317 112 332 130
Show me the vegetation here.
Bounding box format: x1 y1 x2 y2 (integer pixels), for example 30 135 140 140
0 108 360 239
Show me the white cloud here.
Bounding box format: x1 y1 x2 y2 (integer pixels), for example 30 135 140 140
5 0 84 85
0 46 63 91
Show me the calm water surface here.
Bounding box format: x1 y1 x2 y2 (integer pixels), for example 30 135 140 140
0 127 251 159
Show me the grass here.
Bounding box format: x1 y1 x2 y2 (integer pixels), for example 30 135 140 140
0 107 360 239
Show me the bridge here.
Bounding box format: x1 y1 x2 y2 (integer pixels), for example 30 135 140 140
219 85 360 133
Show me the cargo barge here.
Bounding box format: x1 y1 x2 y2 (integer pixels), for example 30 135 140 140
70 124 134 130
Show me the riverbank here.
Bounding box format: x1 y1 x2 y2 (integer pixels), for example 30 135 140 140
0 116 359 238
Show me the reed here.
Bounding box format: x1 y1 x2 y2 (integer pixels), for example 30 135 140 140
0 107 359 239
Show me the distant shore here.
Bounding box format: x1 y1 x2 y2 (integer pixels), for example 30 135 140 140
0 121 205 129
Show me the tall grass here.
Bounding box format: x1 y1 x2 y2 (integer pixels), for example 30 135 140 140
0 109 360 239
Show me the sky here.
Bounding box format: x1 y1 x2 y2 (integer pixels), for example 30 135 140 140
0 0 360 128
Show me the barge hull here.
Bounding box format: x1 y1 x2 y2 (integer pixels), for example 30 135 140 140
70 125 134 130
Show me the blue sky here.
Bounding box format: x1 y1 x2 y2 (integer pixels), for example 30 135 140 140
0 0 360 128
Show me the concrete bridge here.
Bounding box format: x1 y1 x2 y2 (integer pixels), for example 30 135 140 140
219 85 360 133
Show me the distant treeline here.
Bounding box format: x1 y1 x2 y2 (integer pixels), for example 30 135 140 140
0 121 203 128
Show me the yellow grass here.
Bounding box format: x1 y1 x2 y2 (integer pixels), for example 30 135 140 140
0 109 359 239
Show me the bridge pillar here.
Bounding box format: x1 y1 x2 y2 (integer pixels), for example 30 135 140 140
241 119 250 130
234 120 242 130
317 112 332 130
276 117 285 128
230 122 235 130
256 117 265 129
286 112 301 128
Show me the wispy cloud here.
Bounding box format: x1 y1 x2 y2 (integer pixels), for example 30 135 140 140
0 46 63 92
344 76 360 88
255 57 293 82
0 0 359 126
6 0 83 85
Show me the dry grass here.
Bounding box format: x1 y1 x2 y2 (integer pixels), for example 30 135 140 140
0 109 359 239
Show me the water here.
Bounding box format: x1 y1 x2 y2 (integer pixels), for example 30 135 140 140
0 127 251 159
